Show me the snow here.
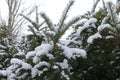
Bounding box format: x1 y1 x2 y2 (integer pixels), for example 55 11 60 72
53 65 59 69
0 0 120 79
46 54 54 59
76 18 97 36
22 62 32 70
87 32 102 44
58 44 87 59
31 61 49 78
101 16 110 25
0 70 7 76
37 70 44 76
87 23 114 44
31 68 38 78
56 59 69 69
75 18 88 26
35 44 53 56
113 3 120 23
71 48 87 58
59 40 72 46
0 44 6 49
15 51 25 56
11 58 22 64
106 36 114 39
33 56 40 64
26 44 54 63
8 73 17 80
106 1 120 23
37 68 48 76
60 45 73 59
11 58 32 69
98 24 112 32
59 39 81 46
46 31 56 36
61 70 70 80
26 51 35 59
34 61 49 69
0 50 7 55
0 58 32 79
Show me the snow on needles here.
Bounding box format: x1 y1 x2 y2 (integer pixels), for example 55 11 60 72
58 44 87 59
61 70 70 80
34 61 49 69
0 70 7 76
26 44 54 63
87 24 113 44
87 32 102 44
11 58 32 70
56 59 69 69
31 61 49 78
106 1 120 23
98 24 112 32
0 58 32 79
76 18 97 36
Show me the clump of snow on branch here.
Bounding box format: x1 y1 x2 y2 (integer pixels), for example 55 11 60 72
97 24 112 32
32 61 50 78
56 59 69 69
61 70 70 80
58 44 87 59
87 32 102 44
11 58 32 69
76 18 97 36
26 44 54 63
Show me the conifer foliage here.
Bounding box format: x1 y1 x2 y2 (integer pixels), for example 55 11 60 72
70 0 120 79
0 0 120 80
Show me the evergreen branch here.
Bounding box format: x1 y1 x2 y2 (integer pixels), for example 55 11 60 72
20 14 39 30
58 17 80 40
35 6 39 24
39 21 45 28
108 2 117 28
58 0 74 29
28 25 38 38
40 13 54 31
102 0 106 9
39 26 47 32
91 0 100 13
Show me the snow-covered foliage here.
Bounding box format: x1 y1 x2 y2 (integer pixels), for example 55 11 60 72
69 0 120 79
0 24 19 71
87 32 102 44
57 43 86 59
0 58 32 80
0 0 120 80
0 0 86 79
20 7 45 52
76 18 97 37
26 43 54 64
40 0 80 46
24 42 86 79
